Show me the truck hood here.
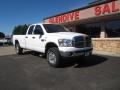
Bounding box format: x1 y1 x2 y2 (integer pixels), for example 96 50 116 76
46 32 87 39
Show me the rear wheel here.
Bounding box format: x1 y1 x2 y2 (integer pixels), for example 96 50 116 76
47 47 62 68
15 43 23 55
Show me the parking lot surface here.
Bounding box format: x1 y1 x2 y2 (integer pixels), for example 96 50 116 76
0 53 120 90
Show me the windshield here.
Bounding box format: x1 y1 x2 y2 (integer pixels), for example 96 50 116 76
43 24 69 33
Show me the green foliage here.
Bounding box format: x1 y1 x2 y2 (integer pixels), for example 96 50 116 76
0 32 5 38
12 24 29 35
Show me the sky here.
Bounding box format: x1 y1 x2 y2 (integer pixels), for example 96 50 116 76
0 0 93 35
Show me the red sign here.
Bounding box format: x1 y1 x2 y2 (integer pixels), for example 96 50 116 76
49 11 80 23
45 1 120 24
95 1 119 16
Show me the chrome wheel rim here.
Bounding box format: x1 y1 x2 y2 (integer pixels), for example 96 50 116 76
48 51 56 64
15 45 19 53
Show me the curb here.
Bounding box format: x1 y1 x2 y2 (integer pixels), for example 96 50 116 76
93 51 120 57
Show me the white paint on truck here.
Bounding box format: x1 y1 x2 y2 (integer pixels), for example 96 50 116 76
13 23 93 67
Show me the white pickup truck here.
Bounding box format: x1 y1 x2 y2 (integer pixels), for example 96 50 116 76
13 23 93 67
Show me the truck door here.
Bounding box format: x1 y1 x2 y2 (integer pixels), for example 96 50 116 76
25 25 35 50
32 25 45 52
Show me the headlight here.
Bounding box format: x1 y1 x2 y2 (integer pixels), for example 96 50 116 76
58 39 72 47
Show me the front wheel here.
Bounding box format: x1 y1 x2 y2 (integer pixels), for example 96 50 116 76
47 47 62 68
15 43 23 55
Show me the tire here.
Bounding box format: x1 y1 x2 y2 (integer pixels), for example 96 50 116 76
15 43 23 55
47 47 62 68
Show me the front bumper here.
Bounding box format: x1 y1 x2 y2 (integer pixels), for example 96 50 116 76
59 47 93 57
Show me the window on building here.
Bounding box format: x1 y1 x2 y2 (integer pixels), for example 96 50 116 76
105 20 120 38
76 23 101 38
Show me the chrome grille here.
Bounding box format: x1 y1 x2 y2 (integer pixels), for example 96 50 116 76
73 36 91 48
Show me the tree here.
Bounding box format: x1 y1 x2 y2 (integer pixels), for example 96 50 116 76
0 32 5 39
12 24 29 35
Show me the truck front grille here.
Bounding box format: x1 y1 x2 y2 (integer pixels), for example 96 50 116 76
73 36 91 48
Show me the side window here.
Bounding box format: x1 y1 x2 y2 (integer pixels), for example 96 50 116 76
34 25 44 35
28 26 34 34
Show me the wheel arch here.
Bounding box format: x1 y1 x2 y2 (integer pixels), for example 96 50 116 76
45 42 58 54
15 40 19 46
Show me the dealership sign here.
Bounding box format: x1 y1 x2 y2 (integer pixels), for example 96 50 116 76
48 11 80 23
44 0 120 24
95 1 119 16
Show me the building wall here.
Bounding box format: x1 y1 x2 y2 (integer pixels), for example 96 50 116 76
92 38 120 54
43 0 120 55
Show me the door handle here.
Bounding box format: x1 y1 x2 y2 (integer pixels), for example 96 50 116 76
32 37 35 39
25 37 28 38
41 39 45 42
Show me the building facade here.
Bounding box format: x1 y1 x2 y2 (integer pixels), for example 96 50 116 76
43 0 120 55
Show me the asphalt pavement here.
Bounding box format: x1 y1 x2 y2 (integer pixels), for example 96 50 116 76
0 53 120 90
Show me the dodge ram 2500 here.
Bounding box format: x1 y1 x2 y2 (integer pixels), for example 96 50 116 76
13 23 93 67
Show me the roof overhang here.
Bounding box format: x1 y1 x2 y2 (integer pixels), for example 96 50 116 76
43 0 120 25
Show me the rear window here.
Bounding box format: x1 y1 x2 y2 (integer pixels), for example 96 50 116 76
28 26 34 34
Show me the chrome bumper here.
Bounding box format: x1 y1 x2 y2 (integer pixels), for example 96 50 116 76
60 48 93 57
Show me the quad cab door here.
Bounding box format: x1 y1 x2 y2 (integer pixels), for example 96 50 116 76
32 25 45 53
25 25 35 50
